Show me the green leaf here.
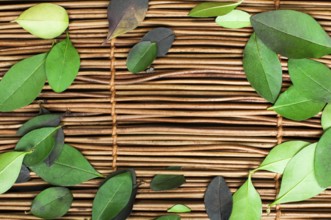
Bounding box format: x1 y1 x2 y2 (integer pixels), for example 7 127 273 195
256 141 310 174
188 1 243 18
44 128 65 166
215 10 251 29
31 187 73 219
15 164 31 183
0 53 46 112
167 204 191 213
155 215 181 220
289 59 331 102
15 127 59 166
106 0 149 40
127 41 157 73
229 177 262 220
0 151 27 194
269 86 325 121
271 143 325 205
17 114 62 136
243 33 282 103
251 10 331 58
92 170 137 220
30 144 101 186
46 35 80 93
150 167 186 191
321 103 331 130
315 128 331 187
15 3 69 39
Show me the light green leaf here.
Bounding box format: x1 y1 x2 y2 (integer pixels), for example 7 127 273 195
30 144 102 186
15 3 69 39
315 128 331 187
188 1 243 18
271 143 325 205
256 141 310 174
0 151 27 194
15 127 59 166
269 86 325 121
17 114 62 136
155 215 181 220
31 187 73 219
127 41 157 73
46 35 80 93
243 33 282 103
0 53 46 112
321 103 331 130
215 10 251 29
251 10 331 58
229 177 262 220
167 204 191 213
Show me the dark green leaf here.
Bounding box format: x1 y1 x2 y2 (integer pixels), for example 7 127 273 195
15 127 59 166
106 0 149 40
17 114 62 136
0 53 46 112
150 167 185 191
188 1 243 18
269 86 325 121
215 9 251 29
167 204 191 213
251 10 331 58
31 187 73 219
243 33 282 103
141 27 175 57
289 59 331 102
39 106 50 114
322 103 331 130
127 41 157 73
46 35 80 93
30 144 102 186
315 128 331 187
204 176 232 220
44 128 65 166
15 164 31 183
92 170 137 220
0 151 27 194
155 215 181 220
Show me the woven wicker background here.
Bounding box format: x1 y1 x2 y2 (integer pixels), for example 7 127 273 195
0 0 331 219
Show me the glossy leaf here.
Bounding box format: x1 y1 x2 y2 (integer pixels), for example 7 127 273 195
315 128 331 187
30 144 102 186
15 165 31 183
243 33 282 103
189 1 243 18
289 59 331 102
0 53 46 112
46 35 80 93
321 103 331 130
141 27 175 57
92 170 137 220
256 141 310 174
44 128 65 166
127 41 157 73
229 177 262 220
215 10 251 29
269 86 325 121
155 215 181 220
272 143 325 205
167 204 191 213
150 167 186 191
204 176 232 220
15 127 59 166
251 10 331 58
0 151 27 194
31 187 73 219
15 3 69 39
17 114 61 136
106 0 149 40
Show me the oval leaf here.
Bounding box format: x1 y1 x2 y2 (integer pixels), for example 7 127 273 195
269 86 325 121
229 177 262 220
17 114 62 136
46 36 80 93
215 10 251 29
31 187 73 219
15 165 31 184
15 3 69 39
15 127 59 166
289 59 331 102
272 143 325 205
106 0 149 40
251 10 331 58
315 128 331 187
44 128 65 166
127 41 157 73
322 103 331 130
243 33 282 103
204 176 232 220
150 167 186 191
155 215 181 220
92 170 137 220
0 151 27 194
0 53 46 112
189 1 243 18
141 27 175 57
30 144 102 186
167 204 191 213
